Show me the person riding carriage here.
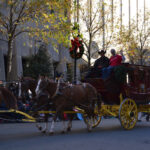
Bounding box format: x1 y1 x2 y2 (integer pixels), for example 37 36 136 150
85 50 109 78
101 49 125 79
94 50 110 72
85 49 125 79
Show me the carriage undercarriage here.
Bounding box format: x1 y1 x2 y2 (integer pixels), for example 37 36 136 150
0 95 149 130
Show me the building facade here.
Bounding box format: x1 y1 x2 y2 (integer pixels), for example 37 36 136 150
0 1 86 82
0 32 85 81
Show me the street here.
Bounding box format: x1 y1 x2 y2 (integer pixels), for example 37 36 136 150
0 118 150 150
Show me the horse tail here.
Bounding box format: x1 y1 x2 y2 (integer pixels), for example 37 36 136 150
86 83 101 114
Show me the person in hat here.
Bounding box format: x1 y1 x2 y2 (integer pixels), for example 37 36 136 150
93 50 110 70
85 50 109 78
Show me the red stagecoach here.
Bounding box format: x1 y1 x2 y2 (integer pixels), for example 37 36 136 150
84 63 150 129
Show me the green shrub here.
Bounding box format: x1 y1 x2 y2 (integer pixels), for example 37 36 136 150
23 44 53 79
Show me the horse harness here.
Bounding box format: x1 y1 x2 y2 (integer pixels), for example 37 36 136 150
37 79 88 103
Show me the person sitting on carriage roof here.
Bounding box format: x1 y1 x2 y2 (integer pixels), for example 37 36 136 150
109 49 125 66
94 50 110 69
102 49 125 79
85 50 109 78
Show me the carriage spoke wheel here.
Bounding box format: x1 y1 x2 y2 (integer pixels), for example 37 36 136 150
83 113 102 128
119 98 138 130
83 105 102 128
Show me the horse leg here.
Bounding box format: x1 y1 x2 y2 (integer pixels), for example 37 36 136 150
87 116 92 132
61 113 67 134
49 110 66 134
87 98 97 132
85 112 92 132
35 114 49 133
67 114 74 132
49 112 58 135
49 97 67 134
35 113 43 131
41 114 49 133
49 119 55 135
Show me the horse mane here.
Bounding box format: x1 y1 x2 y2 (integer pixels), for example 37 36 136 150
0 87 18 109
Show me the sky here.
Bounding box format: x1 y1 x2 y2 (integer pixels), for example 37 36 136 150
72 0 150 64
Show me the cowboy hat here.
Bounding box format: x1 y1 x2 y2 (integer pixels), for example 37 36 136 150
98 50 106 54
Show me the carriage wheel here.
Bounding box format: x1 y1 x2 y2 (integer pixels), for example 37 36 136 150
119 98 138 130
83 104 102 128
83 113 102 128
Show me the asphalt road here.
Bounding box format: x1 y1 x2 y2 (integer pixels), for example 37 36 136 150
0 118 150 150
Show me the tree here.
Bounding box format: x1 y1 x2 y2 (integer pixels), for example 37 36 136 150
23 44 53 79
0 0 71 80
76 0 113 67
114 10 150 65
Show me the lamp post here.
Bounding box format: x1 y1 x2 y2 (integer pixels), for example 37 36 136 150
73 46 77 84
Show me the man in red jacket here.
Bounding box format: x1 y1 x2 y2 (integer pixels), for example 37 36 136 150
110 49 123 66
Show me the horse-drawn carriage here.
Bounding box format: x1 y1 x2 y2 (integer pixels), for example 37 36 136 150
84 63 150 129
0 63 150 132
